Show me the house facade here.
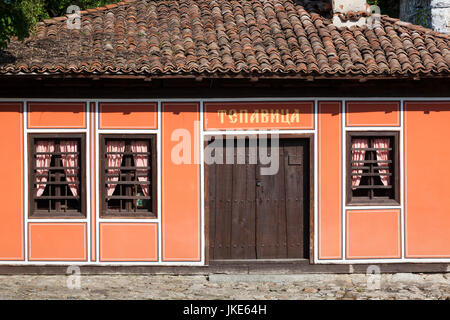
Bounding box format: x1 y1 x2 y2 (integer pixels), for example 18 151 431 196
0 0 449 270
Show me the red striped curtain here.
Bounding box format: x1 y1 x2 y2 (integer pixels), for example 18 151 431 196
130 141 150 197
373 138 390 186
35 141 55 197
60 141 79 197
351 139 368 189
106 141 125 196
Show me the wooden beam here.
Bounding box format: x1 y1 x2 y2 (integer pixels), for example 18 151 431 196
0 261 448 275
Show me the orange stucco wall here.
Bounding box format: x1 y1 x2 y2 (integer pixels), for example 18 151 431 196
162 103 201 261
28 102 86 128
90 104 96 261
99 102 157 129
100 223 158 261
3 100 450 264
346 210 401 259
346 101 400 127
318 102 342 259
28 223 87 261
0 103 24 260
405 101 450 258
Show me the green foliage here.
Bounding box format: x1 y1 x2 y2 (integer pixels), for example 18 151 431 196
413 7 432 28
0 0 120 49
21 0 49 26
0 0 30 49
44 0 121 17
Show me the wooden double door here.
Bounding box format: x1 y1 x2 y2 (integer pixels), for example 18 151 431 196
207 137 310 260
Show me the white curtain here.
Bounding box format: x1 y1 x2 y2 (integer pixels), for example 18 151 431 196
351 139 369 189
106 141 125 196
130 140 150 196
60 141 79 196
35 141 55 197
373 138 390 186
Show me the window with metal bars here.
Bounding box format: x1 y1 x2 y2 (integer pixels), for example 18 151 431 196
100 134 157 218
346 132 400 205
28 134 86 218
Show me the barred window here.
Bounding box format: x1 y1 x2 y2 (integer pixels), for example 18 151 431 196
100 134 157 218
29 134 86 218
346 132 400 205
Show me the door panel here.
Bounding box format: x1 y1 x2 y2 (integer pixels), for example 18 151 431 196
213 150 233 259
256 144 287 259
230 143 257 259
208 137 309 260
283 141 306 258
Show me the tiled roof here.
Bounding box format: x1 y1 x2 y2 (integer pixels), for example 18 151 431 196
0 0 449 78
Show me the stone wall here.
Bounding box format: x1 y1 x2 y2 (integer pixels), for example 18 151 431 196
400 0 450 33
431 0 450 33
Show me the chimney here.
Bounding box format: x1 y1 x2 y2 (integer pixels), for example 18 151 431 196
332 0 369 13
331 0 375 29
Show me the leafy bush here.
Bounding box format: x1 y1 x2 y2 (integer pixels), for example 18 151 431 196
0 0 120 48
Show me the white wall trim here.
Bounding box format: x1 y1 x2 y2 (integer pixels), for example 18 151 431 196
342 100 347 262
1 97 449 266
313 99 319 265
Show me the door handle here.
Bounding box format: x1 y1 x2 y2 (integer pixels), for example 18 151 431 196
256 181 262 187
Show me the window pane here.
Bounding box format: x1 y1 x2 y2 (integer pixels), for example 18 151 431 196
29 134 85 218
101 135 156 218
347 132 398 205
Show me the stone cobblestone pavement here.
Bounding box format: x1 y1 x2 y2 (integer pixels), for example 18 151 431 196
0 273 449 300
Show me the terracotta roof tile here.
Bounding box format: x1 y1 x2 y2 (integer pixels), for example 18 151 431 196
0 0 449 78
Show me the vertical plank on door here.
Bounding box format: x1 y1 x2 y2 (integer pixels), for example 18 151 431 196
213 143 233 259
231 139 249 259
244 141 257 259
283 140 305 258
207 160 216 260
256 141 287 259
276 142 288 258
